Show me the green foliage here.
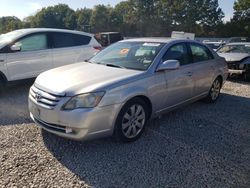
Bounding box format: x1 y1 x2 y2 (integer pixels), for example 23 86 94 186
0 1 246 37
75 8 92 31
234 0 250 20
30 4 76 29
0 16 22 34
229 0 250 36
90 5 111 32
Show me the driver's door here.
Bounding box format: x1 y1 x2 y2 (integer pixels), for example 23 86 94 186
157 43 195 111
6 33 53 81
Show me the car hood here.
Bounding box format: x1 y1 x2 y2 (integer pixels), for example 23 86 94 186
217 53 249 62
0 41 8 49
35 62 143 96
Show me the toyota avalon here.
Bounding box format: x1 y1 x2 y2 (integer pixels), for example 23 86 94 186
29 38 228 142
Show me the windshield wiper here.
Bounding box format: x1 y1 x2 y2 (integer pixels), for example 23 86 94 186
105 63 127 69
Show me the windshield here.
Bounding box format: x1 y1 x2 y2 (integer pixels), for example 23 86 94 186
206 43 221 50
218 44 250 54
89 41 165 71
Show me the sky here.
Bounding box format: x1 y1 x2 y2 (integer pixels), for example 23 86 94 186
0 0 235 21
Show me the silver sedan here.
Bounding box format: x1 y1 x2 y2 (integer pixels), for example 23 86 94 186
28 38 228 142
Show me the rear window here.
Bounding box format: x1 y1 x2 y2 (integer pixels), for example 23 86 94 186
190 43 214 63
52 32 91 48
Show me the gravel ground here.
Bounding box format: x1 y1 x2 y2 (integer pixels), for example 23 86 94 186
0 80 250 188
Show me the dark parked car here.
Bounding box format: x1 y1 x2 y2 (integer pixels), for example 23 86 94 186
96 32 123 47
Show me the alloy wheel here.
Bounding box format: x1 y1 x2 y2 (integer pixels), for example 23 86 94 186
211 79 221 100
121 104 146 139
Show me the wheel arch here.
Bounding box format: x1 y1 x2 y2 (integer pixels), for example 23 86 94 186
216 75 223 85
123 95 153 119
0 71 7 84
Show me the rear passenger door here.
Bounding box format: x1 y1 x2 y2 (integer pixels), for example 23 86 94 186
188 43 216 96
50 32 93 68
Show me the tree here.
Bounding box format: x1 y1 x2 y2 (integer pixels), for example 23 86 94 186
0 16 22 34
171 0 224 35
31 4 76 29
75 8 92 31
113 1 137 36
90 5 111 32
232 0 250 36
234 0 250 20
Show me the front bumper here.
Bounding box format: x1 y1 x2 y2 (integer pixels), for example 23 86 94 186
29 98 123 141
227 62 245 75
228 69 245 75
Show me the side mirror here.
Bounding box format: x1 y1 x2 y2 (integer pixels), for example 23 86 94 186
10 44 21 52
156 60 180 72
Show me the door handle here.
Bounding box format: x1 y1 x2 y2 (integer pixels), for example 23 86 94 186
38 54 47 58
186 71 193 77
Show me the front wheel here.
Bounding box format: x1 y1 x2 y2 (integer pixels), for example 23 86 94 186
114 98 149 142
205 78 222 103
0 79 4 93
243 68 250 81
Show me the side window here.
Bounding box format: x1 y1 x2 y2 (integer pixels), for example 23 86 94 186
52 32 91 48
162 43 190 66
15 34 48 52
190 43 213 63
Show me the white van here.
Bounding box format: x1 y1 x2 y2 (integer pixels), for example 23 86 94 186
0 28 101 88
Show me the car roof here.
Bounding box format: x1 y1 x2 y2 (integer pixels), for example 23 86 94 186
203 41 223 44
9 28 94 37
100 32 121 34
227 42 250 45
121 37 194 44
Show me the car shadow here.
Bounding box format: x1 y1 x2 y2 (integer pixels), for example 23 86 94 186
0 81 34 126
43 92 250 187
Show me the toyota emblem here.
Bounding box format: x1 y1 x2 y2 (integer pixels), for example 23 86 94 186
35 93 42 102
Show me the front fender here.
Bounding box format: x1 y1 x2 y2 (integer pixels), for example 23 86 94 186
99 84 149 107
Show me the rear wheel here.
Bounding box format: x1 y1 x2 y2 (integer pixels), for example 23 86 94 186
114 98 149 142
205 78 222 103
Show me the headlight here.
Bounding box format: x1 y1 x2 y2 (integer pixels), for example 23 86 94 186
62 92 105 110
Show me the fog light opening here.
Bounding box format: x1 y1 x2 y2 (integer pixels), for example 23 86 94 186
65 128 73 134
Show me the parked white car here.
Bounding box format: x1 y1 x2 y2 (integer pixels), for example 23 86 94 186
203 41 224 51
0 28 101 88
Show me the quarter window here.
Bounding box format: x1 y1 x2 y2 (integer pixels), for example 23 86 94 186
15 34 48 52
190 44 213 63
163 43 190 65
52 32 91 48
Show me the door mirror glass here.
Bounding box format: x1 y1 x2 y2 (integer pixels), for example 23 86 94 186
10 43 21 52
156 60 180 71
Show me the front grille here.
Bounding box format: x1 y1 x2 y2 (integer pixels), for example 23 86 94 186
30 86 63 109
227 61 243 70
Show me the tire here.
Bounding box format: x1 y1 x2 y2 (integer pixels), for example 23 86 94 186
0 79 4 93
243 68 250 81
205 77 222 103
114 98 149 142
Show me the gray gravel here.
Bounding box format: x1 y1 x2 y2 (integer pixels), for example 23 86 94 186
0 80 250 188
